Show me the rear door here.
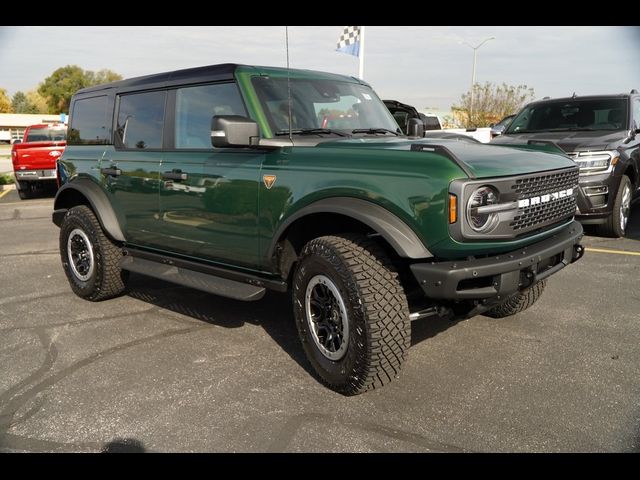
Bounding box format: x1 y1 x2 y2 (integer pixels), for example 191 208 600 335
102 90 166 248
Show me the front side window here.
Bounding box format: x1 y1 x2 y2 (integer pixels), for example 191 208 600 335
175 83 246 149
68 96 110 145
116 91 166 149
252 77 400 135
505 98 628 134
633 98 640 129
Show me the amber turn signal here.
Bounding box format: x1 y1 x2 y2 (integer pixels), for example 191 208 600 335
449 194 457 224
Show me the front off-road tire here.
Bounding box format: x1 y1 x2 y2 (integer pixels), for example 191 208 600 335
485 279 546 318
60 205 128 301
292 234 410 395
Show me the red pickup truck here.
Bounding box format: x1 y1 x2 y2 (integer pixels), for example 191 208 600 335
11 124 66 199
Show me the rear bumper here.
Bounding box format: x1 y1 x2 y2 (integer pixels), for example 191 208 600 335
411 221 584 301
15 169 56 183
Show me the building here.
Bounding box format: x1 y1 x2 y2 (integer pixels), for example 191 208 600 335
0 113 66 143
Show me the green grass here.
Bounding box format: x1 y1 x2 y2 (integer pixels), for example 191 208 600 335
0 173 14 185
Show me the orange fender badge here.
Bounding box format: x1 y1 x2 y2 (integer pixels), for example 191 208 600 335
263 174 277 189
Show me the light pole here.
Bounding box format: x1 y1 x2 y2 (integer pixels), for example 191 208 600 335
462 36 495 126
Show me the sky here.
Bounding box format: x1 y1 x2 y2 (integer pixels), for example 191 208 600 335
1 26 639 112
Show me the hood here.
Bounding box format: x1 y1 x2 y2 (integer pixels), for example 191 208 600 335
315 137 575 179
492 130 626 152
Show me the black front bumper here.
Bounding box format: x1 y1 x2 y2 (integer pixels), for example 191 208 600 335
575 172 620 223
411 221 584 301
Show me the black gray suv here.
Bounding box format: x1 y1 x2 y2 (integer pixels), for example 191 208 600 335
492 91 640 237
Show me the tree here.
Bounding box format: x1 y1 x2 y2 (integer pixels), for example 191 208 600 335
0 88 12 113
38 65 123 114
89 69 122 86
12 91 29 113
25 90 49 113
11 91 42 114
452 82 535 128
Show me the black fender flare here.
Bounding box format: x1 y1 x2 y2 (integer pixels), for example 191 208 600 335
269 197 432 259
52 179 125 242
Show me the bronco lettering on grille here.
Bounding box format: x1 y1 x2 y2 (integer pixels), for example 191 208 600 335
517 188 574 208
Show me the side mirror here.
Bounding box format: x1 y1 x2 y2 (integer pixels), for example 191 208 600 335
407 118 425 137
12 139 21 145
211 115 260 148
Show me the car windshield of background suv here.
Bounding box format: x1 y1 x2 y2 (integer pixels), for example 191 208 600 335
506 99 628 134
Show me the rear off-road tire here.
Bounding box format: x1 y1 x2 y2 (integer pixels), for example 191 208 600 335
59 205 128 301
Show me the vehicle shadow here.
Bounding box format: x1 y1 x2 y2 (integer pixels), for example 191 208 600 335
102 437 146 453
583 203 640 241
126 273 313 376
625 203 640 240
125 273 457 379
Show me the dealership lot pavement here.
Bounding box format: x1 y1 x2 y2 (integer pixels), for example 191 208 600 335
0 194 639 452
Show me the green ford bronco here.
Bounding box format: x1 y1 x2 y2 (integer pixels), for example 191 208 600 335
53 64 584 395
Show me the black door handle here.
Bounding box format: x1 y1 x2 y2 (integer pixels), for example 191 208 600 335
101 167 121 177
162 171 188 181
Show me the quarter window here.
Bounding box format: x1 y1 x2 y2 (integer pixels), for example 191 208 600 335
68 96 111 145
116 91 166 149
174 83 247 149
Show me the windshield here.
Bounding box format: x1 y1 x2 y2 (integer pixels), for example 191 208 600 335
494 115 515 129
25 126 67 142
252 76 400 135
505 98 628 134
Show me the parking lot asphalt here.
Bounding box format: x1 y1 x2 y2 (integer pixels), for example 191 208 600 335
0 192 639 452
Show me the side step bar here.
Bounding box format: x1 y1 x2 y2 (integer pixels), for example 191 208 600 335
121 256 266 301
120 248 288 301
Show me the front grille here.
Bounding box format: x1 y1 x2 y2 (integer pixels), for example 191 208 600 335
509 167 579 233
511 168 579 197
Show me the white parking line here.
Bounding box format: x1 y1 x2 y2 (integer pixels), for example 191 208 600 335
585 247 640 257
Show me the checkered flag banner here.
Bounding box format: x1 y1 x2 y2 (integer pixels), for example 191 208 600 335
336 26 361 57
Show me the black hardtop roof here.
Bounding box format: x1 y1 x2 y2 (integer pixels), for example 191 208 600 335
529 93 634 106
75 63 365 96
76 63 240 95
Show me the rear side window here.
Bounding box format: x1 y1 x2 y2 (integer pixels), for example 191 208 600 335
116 91 166 149
25 126 67 142
422 115 441 130
174 83 246 149
68 96 111 145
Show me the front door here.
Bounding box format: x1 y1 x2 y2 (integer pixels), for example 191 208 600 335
156 82 262 269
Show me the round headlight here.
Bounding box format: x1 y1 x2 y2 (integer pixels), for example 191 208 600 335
467 186 499 233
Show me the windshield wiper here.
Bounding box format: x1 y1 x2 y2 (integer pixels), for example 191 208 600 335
511 127 595 134
550 127 595 132
274 128 348 137
351 128 400 136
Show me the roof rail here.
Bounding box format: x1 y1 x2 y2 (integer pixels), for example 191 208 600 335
542 96 551 100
